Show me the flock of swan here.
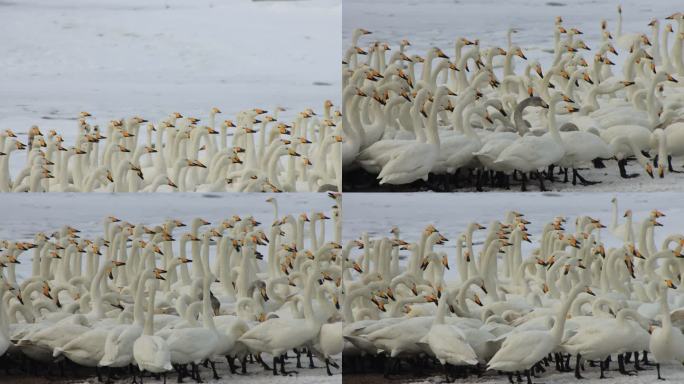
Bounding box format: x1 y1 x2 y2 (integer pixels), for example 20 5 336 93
0 103 341 192
342 8 684 191
0 194 343 383
342 197 684 383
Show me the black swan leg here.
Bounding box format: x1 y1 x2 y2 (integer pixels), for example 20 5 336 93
574 169 601 185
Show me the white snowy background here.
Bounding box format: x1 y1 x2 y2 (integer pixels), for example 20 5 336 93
343 0 684 192
0 0 341 175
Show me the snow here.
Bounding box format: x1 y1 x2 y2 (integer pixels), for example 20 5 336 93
342 0 684 192
0 0 341 175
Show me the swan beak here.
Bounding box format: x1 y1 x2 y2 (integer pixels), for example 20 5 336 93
384 287 396 301
352 262 363 273
516 49 527 60
666 279 677 289
442 255 450 270
646 164 654 178
473 294 483 306
658 164 665 178
667 74 679 83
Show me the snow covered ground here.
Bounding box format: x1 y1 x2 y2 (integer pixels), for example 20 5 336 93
0 0 341 175
343 0 684 192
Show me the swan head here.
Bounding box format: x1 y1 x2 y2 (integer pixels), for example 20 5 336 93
665 279 677 290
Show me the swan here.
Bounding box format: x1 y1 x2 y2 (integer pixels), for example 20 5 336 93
487 284 586 381
376 86 448 185
133 276 172 378
420 286 478 381
610 197 635 242
99 268 162 369
650 281 684 380
238 262 322 375
494 92 567 191
562 307 651 379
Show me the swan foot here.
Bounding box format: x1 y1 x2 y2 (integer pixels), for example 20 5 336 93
546 165 556 182
536 171 548 191
618 354 637 376
325 358 339 376
279 355 298 376
592 158 606 169
256 354 272 370
294 349 302 368
573 169 601 186
656 363 666 380
190 362 203 383
574 354 585 379
208 360 220 380
226 356 238 374
307 349 317 368
520 173 528 192
618 159 639 178
668 156 683 173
